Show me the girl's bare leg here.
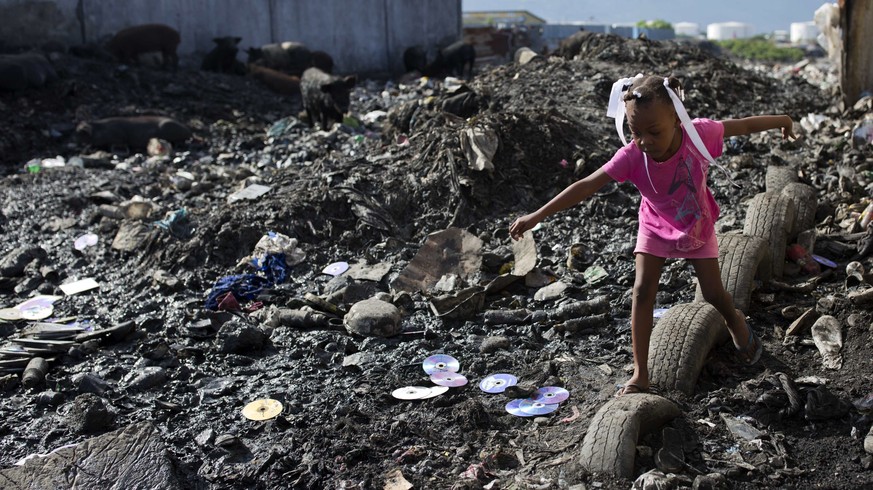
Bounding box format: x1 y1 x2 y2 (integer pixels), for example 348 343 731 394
689 257 756 353
621 252 666 394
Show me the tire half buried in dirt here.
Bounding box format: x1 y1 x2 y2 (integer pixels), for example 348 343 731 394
694 234 768 312
742 191 796 280
765 165 798 193
579 394 680 478
780 182 817 239
648 303 730 396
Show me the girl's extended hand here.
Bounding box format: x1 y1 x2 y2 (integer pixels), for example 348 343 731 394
782 117 797 140
509 213 538 240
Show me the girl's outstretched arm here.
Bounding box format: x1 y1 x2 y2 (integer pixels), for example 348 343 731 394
722 115 796 140
509 168 613 240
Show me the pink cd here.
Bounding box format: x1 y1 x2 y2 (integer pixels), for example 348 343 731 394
430 371 468 387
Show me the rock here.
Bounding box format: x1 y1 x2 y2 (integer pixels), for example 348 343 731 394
479 336 510 353
195 428 214 447
66 393 113 434
0 422 179 488
692 473 728 490
124 366 167 391
111 221 153 251
344 298 401 337
73 373 110 395
217 321 268 353
534 281 567 301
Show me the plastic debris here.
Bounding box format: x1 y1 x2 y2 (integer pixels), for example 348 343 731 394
73 233 99 250
228 184 271 203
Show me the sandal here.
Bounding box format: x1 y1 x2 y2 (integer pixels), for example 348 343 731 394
614 383 648 398
735 318 763 366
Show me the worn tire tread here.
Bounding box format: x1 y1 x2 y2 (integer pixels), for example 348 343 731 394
781 182 817 238
694 234 768 311
742 191 795 279
765 165 798 193
648 303 729 395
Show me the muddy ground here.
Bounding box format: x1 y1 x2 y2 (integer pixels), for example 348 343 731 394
1 35 872 489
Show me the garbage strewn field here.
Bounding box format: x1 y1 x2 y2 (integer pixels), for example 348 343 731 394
1 35 872 489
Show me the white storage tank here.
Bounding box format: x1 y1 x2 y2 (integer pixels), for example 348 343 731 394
790 21 819 44
706 22 754 40
674 22 700 37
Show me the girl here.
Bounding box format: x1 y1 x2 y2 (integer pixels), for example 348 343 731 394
509 74 796 396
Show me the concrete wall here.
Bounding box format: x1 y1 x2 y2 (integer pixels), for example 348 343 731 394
0 0 461 74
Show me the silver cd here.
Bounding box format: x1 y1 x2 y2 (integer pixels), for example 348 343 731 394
478 373 518 394
392 386 432 400
420 386 449 399
322 261 350 276
518 399 559 415
422 354 460 375
531 386 570 404
505 399 535 417
430 372 468 387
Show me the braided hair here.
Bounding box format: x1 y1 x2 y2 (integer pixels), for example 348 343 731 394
621 75 683 106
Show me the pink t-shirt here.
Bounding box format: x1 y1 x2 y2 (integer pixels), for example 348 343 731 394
602 118 725 259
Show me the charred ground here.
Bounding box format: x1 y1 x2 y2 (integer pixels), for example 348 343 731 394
1 35 872 489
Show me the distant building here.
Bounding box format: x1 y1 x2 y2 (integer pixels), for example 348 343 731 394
790 21 819 44
540 22 674 52
706 22 755 40
462 10 546 62
674 22 700 38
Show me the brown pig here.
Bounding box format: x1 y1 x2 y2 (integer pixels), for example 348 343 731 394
248 64 300 95
106 24 180 68
76 116 191 150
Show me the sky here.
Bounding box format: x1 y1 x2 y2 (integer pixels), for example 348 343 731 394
462 0 827 34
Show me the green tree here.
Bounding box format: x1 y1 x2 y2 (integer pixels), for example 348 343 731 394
636 19 673 30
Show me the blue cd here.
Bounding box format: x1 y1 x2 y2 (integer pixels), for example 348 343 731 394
518 399 560 415
531 386 570 404
505 399 536 417
479 373 518 394
810 254 837 268
422 354 460 375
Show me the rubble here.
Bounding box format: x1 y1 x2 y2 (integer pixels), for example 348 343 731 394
1 32 872 488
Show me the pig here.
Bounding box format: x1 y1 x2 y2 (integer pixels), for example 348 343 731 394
246 42 311 76
310 50 334 74
300 67 356 130
76 116 191 150
106 24 180 68
202 36 245 74
0 53 57 91
248 64 301 95
424 41 475 79
402 45 427 73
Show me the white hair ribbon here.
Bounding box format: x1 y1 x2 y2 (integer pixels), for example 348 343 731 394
662 77 738 187
606 73 643 146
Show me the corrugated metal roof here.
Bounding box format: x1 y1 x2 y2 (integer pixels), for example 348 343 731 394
462 10 547 27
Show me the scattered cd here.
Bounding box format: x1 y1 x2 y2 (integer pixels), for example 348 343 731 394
505 399 535 417
431 372 468 387
20 305 53 321
518 399 560 416
419 386 449 399
811 254 837 268
422 354 459 375
0 308 23 321
531 386 570 404
479 373 518 394
392 386 433 400
241 398 283 421
392 385 449 400
322 261 350 276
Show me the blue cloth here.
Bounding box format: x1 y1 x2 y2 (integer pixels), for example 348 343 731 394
204 253 289 310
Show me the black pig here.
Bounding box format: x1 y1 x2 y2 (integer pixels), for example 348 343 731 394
106 24 180 68
402 45 426 73
300 68 356 130
425 41 475 79
77 116 191 150
202 36 245 74
246 42 312 76
311 50 334 74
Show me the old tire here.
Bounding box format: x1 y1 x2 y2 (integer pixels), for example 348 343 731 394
765 165 798 193
694 234 769 312
579 394 680 478
780 182 817 238
648 303 729 396
743 192 795 280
